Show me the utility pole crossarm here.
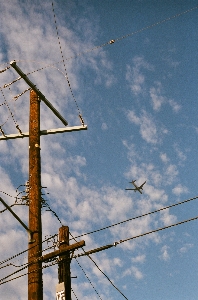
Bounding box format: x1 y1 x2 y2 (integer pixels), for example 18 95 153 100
0 125 87 140
41 240 85 262
10 61 68 126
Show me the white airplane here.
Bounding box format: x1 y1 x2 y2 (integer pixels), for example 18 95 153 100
125 180 146 194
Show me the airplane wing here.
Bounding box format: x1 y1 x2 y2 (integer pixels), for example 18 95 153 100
139 181 146 189
125 188 136 190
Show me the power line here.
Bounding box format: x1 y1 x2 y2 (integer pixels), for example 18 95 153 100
70 232 128 300
116 214 198 246
1 214 197 292
0 4 196 97
1 195 197 267
0 259 58 286
74 214 198 259
51 1 85 126
0 66 10 74
71 287 79 300
75 258 103 300
0 85 22 135
87 254 128 300
0 234 58 267
49 4 198 61
0 4 196 93
71 195 198 240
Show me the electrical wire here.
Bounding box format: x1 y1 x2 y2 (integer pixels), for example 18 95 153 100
0 66 10 74
75 258 103 300
0 234 58 267
50 4 198 61
13 88 31 101
1 215 198 291
70 232 128 300
1 195 197 268
71 195 198 240
0 85 22 134
42 199 62 226
51 1 85 126
71 287 79 300
0 190 16 199
116 214 198 245
0 259 58 286
74 214 198 259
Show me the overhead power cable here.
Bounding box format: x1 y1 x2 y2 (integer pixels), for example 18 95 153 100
1 195 197 268
1 4 196 88
87 254 128 300
50 4 198 61
116 214 198 245
71 287 79 300
0 4 196 88
51 1 85 126
0 259 58 286
0 234 58 267
70 232 128 300
75 258 103 300
71 195 198 240
0 66 10 73
74 214 198 259
1 215 197 288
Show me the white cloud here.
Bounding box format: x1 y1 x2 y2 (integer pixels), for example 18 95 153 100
164 164 178 184
131 254 146 264
150 83 165 111
131 266 144 280
150 82 181 113
160 245 170 261
127 110 162 144
174 144 186 162
126 56 153 96
172 184 188 196
101 122 108 130
123 265 144 280
160 153 170 164
178 243 193 254
168 99 181 113
160 209 177 226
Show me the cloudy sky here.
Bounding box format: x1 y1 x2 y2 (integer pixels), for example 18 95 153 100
0 0 198 299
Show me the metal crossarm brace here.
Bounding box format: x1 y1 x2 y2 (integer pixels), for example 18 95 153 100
10 60 68 126
0 197 34 243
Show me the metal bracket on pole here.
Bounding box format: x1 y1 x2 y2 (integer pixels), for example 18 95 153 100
10 60 68 126
0 197 35 243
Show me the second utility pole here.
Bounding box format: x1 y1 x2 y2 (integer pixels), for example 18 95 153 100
58 226 71 299
28 90 43 300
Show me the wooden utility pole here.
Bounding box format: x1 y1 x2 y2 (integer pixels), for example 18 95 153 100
58 226 71 300
28 90 43 300
5 61 87 299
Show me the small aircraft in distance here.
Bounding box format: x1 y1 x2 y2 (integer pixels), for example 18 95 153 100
125 180 146 194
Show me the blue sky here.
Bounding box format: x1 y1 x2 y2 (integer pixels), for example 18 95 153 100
0 0 198 299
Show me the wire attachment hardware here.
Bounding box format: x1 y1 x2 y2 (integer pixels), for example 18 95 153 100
0 126 6 137
79 114 85 126
16 125 23 135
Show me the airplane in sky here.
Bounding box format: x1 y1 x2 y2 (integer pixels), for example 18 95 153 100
125 180 146 194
